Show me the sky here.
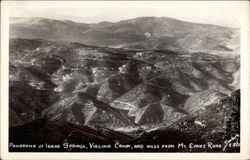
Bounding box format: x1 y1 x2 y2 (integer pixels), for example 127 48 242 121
8 1 248 28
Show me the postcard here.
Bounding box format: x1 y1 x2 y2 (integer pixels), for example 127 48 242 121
1 1 249 160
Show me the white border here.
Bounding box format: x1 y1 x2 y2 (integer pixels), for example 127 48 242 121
1 1 249 160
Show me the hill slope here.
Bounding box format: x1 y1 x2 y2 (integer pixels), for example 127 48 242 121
9 38 239 129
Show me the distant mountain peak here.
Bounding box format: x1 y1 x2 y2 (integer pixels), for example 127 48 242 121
10 16 240 54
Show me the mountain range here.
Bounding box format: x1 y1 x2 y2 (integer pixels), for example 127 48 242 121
10 17 240 53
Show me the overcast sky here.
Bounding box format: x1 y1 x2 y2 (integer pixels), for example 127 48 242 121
8 1 247 28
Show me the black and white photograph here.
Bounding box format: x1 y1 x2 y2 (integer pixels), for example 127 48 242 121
1 1 250 159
